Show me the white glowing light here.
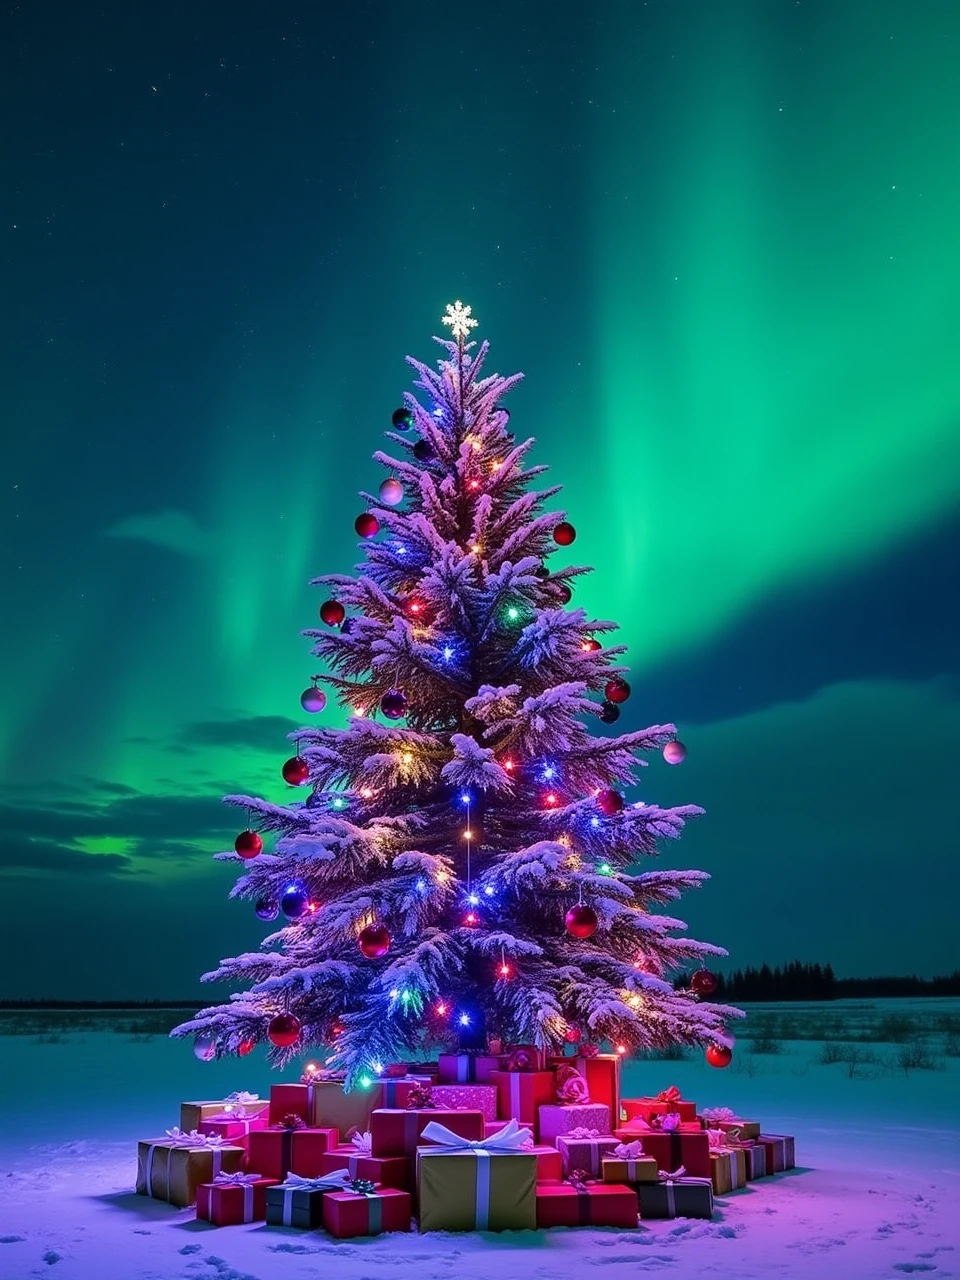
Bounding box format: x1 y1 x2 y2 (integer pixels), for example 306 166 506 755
441 299 478 341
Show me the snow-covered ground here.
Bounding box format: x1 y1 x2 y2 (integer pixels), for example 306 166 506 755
2 998 959 1280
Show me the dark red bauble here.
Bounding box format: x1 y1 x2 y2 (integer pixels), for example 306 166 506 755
237 1038 256 1057
565 903 599 939
380 689 408 720
597 788 624 816
355 512 380 538
413 439 434 461
234 829 263 859
564 1025 583 1044
282 755 310 786
358 923 391 959
605 678 631 704
391 406 414 430
581 637 602 652
553 521 577 547
663 740 687 765
319 599 346 627
267 1013 302 1048
556 584 572 604
706 1043 733 1068
691 968 718 995
598 701 620 724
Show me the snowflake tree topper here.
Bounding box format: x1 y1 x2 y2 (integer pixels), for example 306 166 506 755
441 299 478 342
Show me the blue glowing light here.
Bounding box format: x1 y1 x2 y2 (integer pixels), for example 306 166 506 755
483 884 495 897
371 1060 384 1074
432 405 444 420
458 1013 471 1026
591 817 600 828
542 766 556 780
460 792 471 806
389 988 399 998
415 878 427 892
442 646 454 661
467 893 479 906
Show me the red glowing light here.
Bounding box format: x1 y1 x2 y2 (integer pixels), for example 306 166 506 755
498 963 511 977
464 912 478 926
468 479 480 491
306 901 320 914
436 1003 448 1016
503 758 515 771
544 792 558 807
616 1044 627 1055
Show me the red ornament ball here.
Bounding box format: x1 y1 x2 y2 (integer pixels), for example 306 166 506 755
267 1013 302 1048
581 637 602 653
597 788 624 816
237 1038 256 1057
565 903 599 939
705 1042 733 1068
553 521 577 547
564 1025 583 1044
379 477 404 506
358 923 391 959
691 968 718 995
605 677 631 704
556 583 572 604
300 684 327 713
663 740 687 765
282 755 310 786
355 512 380 538
319 599 346 627
380 688 408 720
234 829 263 859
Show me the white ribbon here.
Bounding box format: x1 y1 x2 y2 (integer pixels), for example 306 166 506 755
214 1170 262 1221
146 1133 225 1200
419 1119 532 1231
700 1106 736 1124
225 1091 261 1105
163 1127 227 1148
614 1140 644 1159
350 1130 373 1155
277 1169 352 1227
566 1126 600 1139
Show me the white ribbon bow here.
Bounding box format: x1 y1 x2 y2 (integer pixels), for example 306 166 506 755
658 1165 687 1183
614 1140 644 1159
163 1127 226 1148
224 1091 260 1104
214 1171 262 1186
566 1126 600 1139
419 1117 533 1151
281 1170 353 1192
701 1106 736 1124
350 1130 373 1155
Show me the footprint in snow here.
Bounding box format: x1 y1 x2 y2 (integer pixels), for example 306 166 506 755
893 1265 937 1274
0 1237 25 1244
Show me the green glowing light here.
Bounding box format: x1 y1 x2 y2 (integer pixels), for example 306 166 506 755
598 862 612 875
506 606 519 621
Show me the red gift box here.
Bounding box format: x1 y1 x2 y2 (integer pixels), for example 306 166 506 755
756 1134 796 1175
370 1108 485 1159
622 1087 697 1124
489 1070 556 1135
246 1126 339 1182
615 1127 711 1179
504 1044 546 1070
196 1173 277 1225
322 1186 412 1238
269 1080 380 1131
547 1053 621 1124
535 1181 638 1229
437 1053 505 1084
317 1145 410 1190
378 1076 436 1108
528 1143 563 1182
198 1110 268 1156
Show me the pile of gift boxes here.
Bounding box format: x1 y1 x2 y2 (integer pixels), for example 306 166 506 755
135 1047 796 1236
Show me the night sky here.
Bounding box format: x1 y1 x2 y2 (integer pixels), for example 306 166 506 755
3 1 958 1000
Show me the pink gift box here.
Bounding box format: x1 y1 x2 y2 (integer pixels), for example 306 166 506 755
538 1103 611 1145
317 1145 411 1190
198 1110 269 1156
430 1084 498 1120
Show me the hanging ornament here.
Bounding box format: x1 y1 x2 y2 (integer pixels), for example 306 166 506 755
581 637 602 653
380 688 408 720
597 788 624 816
565 903 599 939
255 897 279 921
413 438 434 461
705 1043 733 1069
280 884 310 919
357 923 391 959
355 512 380 538
267 1012 302 1047
379 477 404 506
282 755 310 786
319 599 346 627
564 1024 583 1044
234 829 262 859
598 701 620 724
553 521 577 546
556 583 572 605
691 968 718 995
663 740 687 765
605 677 631 704
237 1038 256 1057
391 407 414 431
300 683 327 713
193 1035 217 1061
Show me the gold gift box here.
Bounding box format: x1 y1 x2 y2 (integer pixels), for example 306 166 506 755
308 1079 382 1133
136 1139 244 1208
704 1118 761 1141
709 1147 747 1195
179 1099 267 1131
601 1155 659 1184
418 1149 537 1232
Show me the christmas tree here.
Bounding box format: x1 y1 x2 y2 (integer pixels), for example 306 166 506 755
174 302 738 1083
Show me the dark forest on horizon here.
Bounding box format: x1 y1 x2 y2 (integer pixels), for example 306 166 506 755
3 963 960 1009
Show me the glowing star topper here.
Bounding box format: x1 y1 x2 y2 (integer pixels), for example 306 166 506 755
441 299 478 341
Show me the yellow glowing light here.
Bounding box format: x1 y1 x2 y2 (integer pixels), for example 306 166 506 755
436 870 449 883
401 751 413 765
352 706 363 716
491 460 501 471
472 439 482 452
360 788 372 799
463 829 473 840
470 543 482 554
557 834 571 848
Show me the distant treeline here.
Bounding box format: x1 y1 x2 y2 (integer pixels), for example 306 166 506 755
0 999 197 1010
683 961 960 1002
